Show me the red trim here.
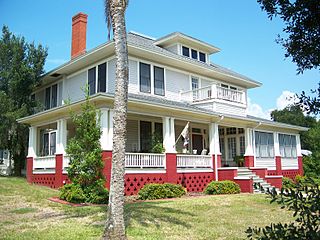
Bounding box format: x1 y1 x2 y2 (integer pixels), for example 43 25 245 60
177 172 214 192
166 153 178 183
244 156 254 167
250 168 267 179
275 156 282 175
102 151 112 189
26 157 33 183
218 168 237 180
234 178 253 193
55 154 63 188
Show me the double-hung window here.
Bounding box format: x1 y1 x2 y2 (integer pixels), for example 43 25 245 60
154 66 164 96
192 77 199 100
182 46 190 57
45 84 58 110
98 63 106 92
140 63 151 93
255 131 274 158
279 134 297 158
88 67 96 95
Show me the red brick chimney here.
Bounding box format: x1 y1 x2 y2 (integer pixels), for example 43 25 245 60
71 12 88 59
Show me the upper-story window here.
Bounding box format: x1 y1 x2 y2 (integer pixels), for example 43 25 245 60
45 84 58 110
182 46 190 57
140 62 165 96
140 62 151 93
191 77 199 90
182 46 206 63
88 62 107 95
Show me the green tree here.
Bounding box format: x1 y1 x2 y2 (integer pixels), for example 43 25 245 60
0 26 47 175
59 91 109 204
103 0 129 239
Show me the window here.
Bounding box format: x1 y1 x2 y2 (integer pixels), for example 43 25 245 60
219 137 225 160
45 84 58 110
192 77 199 99
192 128 201 133
279 134 297 158
219 128 225 136
154 122 163 142
238 128 244 134
140 121 152 152
88 67 96 95
191 49 197 59
221 84 229 89
98 63 106 92
182 46 189 57
140 63 151 93
227 137 236 159
240 136 245 156
199 52 206 62
226 127 237 135
40 131 56 156
255 131 274 158
154 66 164 96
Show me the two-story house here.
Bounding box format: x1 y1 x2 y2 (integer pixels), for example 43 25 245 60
19 13 307 195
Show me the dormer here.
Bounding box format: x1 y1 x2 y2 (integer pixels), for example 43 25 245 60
154 32 220 64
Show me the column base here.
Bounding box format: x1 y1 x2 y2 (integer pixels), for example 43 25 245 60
244 156 254 168
275 156 282 175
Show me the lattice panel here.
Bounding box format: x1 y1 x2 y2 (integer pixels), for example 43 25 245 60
282 170 300 180
177 173 214 192
267 170 277 176
124 174 166 195
32 175 56 188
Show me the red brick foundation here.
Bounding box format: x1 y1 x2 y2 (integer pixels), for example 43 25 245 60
244 156 254 168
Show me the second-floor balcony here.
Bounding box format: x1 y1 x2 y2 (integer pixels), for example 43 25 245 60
180 84 246 105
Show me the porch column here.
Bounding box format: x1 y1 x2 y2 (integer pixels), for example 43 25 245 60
274 132 282 175
209 122 220 181
56 119 67 154
244 128 254 167
27 126 37 183
162 117 176 153
296 134 303 175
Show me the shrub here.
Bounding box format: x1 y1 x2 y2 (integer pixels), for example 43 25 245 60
204 180 240 195
59 183 86 203
282 177 296 189
138 183 186 200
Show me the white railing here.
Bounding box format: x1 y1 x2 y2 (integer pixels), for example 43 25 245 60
63 155 70 170
216 86 243 103
255 157 276 170
125 153 165 168
180 84 245 104
176 155 212 168
33 156 55 170
281 157 298 170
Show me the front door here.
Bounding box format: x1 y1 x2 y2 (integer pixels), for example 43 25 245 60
192 134 203 155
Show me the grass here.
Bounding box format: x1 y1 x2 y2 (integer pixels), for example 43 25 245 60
0 177 293 240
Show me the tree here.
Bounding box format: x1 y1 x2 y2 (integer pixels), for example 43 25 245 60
103 0 129 239
0 26 47 175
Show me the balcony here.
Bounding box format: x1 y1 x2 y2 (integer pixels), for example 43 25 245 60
180 84 246 104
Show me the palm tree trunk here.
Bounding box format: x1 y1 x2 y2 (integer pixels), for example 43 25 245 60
103 0 128 239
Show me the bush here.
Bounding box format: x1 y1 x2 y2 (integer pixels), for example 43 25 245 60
138 183 186 200
60 180 109 204
282 177 296 189
204 180 240 195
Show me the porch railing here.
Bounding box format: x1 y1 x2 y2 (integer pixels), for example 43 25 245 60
63 155 70 170
176 155 212 168
33 156 55 170
125 153 166 168
281 157 298 170
180 84 245 104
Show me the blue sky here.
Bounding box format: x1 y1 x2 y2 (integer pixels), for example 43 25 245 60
1 0 318 118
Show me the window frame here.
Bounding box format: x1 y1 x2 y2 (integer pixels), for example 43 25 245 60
154 66 165 96
139 62 151 93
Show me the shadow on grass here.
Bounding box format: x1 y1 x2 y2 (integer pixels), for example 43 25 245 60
125 201 195 229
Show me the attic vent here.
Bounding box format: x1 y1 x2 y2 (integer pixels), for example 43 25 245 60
50 73 61 77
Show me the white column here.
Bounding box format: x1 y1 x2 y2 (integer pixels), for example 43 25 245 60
296 134 302 157
100 108 113 151
244 128 254 156
27 126 37 157
209 122 220 155
274 132 281 156
56 119 67 154
162 117 176 153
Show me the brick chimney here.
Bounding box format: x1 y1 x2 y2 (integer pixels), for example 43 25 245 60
71 12 88 59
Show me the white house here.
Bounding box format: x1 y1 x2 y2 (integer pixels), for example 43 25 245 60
19 13 307 194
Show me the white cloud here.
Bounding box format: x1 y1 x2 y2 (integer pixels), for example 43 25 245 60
247 98 271 120
276 90 298 110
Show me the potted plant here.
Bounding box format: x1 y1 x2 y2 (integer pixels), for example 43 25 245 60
234 155 244 167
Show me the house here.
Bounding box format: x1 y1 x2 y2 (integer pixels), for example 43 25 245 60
19 13 307 195
0 149 11 175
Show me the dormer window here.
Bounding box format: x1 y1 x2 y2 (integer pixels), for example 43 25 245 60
199 52 206 62
191 49 197 60
182 46 189 57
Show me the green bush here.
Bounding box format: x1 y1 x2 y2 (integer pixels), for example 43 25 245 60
204 180 240 195
59 180 109 204
282 177 296 189
138 183 186 200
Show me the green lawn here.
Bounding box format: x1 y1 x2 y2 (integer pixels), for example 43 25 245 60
0 177 293 240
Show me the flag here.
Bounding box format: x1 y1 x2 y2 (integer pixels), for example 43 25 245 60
180 122 189 147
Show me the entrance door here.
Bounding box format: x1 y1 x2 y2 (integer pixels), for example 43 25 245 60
192 134 203 155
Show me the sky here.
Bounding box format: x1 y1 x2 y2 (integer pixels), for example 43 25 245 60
0 0 318 119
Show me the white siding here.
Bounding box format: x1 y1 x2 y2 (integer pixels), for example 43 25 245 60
108 58 116 93
215 102 246 116
126 119 139 152
255 157 276 170
64 71 87 103
281 158 298 170
166 69 189 101
175 125 184 153
128 59 138 93
165 44 178 54
201 78 212 87
58 81 63 106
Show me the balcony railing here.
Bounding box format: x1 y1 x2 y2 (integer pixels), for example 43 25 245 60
125 153 166 168
177 155 212 168
180 84 245 104
33 156 55 171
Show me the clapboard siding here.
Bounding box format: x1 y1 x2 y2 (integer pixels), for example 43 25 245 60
166 69 189 101
126 119 139 152
64 71 87 102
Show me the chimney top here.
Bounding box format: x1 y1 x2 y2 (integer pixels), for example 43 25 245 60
71 12 88 59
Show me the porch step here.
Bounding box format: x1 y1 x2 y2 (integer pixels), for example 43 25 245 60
236 167 280 194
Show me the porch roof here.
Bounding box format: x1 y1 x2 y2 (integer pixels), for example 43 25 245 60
18 92 308 132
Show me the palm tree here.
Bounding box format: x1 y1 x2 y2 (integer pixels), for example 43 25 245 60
103 0 129 239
